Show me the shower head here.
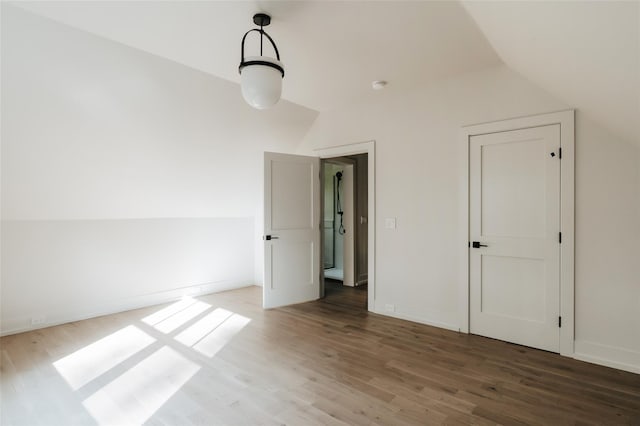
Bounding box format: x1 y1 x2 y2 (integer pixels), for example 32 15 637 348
336 171 343 180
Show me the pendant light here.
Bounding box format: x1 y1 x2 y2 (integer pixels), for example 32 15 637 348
239 13 285 109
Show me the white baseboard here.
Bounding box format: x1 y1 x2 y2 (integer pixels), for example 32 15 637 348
574 340 640 374
0 280 252 337
372 308 460 332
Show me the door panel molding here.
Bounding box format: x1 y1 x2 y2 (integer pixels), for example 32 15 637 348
264 152 321 309
470 124 560 352
459 110 575 357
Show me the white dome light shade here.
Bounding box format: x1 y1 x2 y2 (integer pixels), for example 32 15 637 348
239 14 285 110
240 56 284 109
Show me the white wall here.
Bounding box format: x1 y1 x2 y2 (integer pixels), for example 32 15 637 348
1 219 254 333
573 118 640 372
0 6 317 335
298 65 640 373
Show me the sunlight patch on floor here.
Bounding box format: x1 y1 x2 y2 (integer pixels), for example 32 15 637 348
82 346 200 425
51 297 251 424
152 300 211 334
175 307 234 347
53 325 155 391
192 313 251 357
142 297 197 326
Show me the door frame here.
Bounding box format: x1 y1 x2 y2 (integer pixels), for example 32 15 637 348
458 111 575 357
315 141 375 312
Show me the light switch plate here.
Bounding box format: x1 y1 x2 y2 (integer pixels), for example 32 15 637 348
385 217 396 229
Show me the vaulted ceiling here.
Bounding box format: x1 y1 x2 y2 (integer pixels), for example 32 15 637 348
8 1 501 111
463 1 639 145
10 1 640 145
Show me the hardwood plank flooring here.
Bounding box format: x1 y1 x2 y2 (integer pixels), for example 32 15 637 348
1 283 639 425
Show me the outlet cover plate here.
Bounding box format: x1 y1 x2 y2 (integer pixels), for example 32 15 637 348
31 315 46 325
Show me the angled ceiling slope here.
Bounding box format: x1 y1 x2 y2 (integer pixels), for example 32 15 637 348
11 1 501 112
463 1 640 146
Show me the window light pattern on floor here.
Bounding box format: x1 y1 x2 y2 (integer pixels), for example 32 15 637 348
82 346 200 425
53 325 155 391
52 296 251 425
143 297 211 334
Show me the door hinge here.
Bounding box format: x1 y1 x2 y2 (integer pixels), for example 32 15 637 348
559 232 562 244
558 316 562 328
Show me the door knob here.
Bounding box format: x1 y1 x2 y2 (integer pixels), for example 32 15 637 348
472 241 488 248
264 235 279 241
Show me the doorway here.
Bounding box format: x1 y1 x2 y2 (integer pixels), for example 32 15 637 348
262 140 376 311
322 154 368 308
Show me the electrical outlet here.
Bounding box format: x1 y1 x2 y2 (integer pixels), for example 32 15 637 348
385 304 395 312
31 315 46 326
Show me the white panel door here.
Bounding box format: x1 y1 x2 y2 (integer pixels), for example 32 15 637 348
470 125 560 352
264 152 320 309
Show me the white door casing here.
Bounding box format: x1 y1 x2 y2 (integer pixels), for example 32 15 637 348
469 125 561 352
341 163 355 287
459 111 574 357
263 152 321 309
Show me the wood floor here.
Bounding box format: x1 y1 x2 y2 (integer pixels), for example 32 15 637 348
2 284 639 425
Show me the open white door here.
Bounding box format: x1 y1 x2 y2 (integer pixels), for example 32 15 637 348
264 152 321 309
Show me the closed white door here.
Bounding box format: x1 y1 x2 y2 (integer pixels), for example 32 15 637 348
264 152 321 309
469 125 561 352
